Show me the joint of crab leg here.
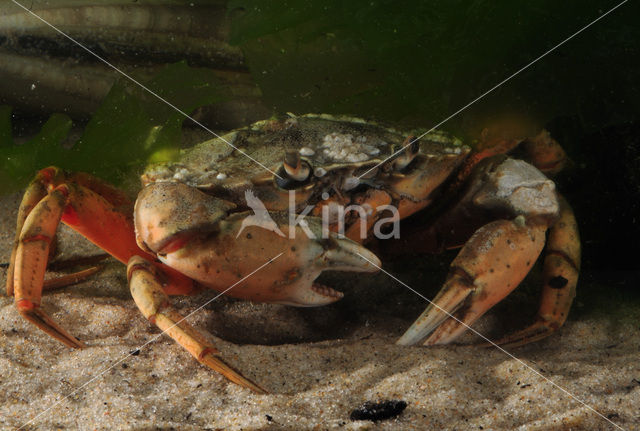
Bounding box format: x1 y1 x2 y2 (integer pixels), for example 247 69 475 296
38 166 56 182
156 232 198 256
127 256 266 393
22 234 53 244
36 166 66 191
521 130 567 176
283 150 310 181
16 298 37 311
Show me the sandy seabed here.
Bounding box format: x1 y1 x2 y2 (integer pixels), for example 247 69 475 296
0 191 638 431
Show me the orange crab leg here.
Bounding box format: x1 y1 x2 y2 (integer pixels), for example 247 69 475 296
59 186 141 265
10 167 195 350
6 175 48 296
42 266 103 291
127 256 266 393
519 130 568 176
490 197 580 347
13 185 85 348
397 217 547 346
7 166 133 296
57 169 195 295
66 170 134 209
473 128 567 176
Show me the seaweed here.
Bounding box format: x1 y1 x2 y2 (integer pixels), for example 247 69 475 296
0 61 227 194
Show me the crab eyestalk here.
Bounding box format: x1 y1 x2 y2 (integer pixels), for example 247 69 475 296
393 136 420 171
283 150 311 181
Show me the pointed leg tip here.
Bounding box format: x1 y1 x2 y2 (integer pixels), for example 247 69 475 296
19 305 85 349
395 337 413 347
62 338 86 349
477 322 555 349
396 328 430 346
200 353 268 394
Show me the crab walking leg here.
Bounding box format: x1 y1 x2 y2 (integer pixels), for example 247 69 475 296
42 266 103 291
519 130 568 176
7 166 138 297
12 185 85 348
57 169 195 295
397 217 546 346
491 198 580 347
6 176 48 296
127 257 267 394
11 169 196 349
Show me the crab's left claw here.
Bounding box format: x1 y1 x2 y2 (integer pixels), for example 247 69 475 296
135 181 381 307
397 217 546 346
130 182 382 391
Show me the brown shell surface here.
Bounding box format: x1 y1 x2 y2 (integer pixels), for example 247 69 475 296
141 114 469 209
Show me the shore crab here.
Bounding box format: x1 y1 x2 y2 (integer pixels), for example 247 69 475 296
6 113 580 393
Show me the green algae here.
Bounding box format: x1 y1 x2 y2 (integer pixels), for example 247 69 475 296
0 61 227 194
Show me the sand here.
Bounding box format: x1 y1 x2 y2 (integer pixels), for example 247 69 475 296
0 190 639 431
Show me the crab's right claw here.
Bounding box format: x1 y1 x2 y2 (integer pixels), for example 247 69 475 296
397 218 546 346
127 257 267 394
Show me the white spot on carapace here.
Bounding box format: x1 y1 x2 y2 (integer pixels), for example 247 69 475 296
300 147 315 156
321 132 374 163
173 168 190 181
367 146 381 156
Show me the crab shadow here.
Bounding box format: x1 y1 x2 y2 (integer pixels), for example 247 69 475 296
191 255 601 404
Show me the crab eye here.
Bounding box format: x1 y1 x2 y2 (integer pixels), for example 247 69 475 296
276 150 311 189
392 136 420 171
